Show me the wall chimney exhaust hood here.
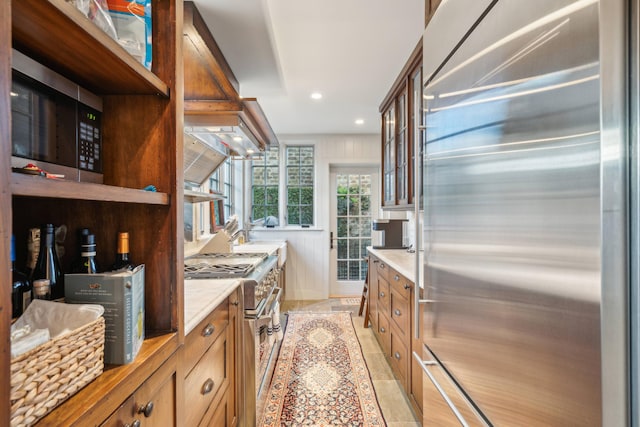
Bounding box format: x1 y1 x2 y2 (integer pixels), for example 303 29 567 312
182 2 280 203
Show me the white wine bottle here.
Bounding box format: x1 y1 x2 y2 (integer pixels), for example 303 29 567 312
112 232 134 271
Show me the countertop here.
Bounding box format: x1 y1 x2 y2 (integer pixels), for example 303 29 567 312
184 240 287 335
184 278 240 335
367 247 424 287
232 240 287 268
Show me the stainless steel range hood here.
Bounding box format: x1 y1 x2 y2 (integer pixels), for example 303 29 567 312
184 114 261 158
183 131 228 187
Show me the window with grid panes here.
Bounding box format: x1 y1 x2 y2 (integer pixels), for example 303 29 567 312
286 146 314 226
251 147 280 223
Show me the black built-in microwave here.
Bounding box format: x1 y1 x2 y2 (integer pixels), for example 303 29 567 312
11 50 103 183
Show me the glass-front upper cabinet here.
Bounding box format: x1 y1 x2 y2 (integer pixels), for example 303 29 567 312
410 65 423 208
396 90 409 205
382 105 396 206
379 38 422 210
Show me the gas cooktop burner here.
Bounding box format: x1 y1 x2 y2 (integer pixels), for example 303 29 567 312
193 252 269 260
184 252 269 279
184 262 255 278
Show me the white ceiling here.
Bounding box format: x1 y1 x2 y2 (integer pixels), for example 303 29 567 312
191 0 425 135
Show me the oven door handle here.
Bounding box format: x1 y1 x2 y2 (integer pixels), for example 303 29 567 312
256 287 282 326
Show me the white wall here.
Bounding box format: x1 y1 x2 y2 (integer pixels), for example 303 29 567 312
250 133 382 300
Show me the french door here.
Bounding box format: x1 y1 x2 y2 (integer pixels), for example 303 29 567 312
329 166 379 296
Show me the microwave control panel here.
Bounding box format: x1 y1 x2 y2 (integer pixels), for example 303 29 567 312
78 105 102 173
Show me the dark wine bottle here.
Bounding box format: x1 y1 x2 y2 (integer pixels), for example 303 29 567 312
30 224 63 300
112 232 134 271
71 229 99 274
11 235 31 318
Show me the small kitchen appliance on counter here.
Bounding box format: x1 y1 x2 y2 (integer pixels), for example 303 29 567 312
372 219 407 249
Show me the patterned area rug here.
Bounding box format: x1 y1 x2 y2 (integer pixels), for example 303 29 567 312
260 312 386 426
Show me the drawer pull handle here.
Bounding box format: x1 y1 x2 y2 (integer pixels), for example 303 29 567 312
231 300 239 306
137 401 154 417
394 309 401 316
379 292 385 298
202 378 215 395
380 327 386 333
125 421 141 427
395 352 401 360
404 284 411 290
413 351 470 426
202 323 215 337
394 274 400 281
380 263 385 269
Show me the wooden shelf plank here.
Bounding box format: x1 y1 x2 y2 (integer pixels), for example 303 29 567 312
184 189 224 204
12 0 168 96
36 333 179 426
11 173 170 205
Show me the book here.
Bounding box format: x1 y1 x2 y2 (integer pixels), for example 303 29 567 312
65 265 144 365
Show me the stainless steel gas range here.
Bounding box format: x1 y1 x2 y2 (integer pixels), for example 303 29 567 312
184 252 283 426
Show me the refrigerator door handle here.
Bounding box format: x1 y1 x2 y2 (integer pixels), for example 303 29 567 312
413 351 471 427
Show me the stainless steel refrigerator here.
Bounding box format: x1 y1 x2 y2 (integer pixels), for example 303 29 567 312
416 0 629 425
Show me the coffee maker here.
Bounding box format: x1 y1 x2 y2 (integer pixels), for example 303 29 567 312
372 219 407 249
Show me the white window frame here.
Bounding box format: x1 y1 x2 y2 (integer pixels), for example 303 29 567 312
249 143 317 229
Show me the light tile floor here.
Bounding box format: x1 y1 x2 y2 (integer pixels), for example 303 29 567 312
280 298 421 427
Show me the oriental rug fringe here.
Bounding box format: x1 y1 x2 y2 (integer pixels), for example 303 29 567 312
339 297 362 306
259 312 386 427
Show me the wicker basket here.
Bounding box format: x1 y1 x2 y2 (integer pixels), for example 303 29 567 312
10 316 105 427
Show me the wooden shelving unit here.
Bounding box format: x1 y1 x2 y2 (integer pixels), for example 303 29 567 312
1 1 184 425
12 0 169 96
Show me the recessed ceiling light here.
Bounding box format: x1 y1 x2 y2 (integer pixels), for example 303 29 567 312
355 119 365 125
311 92 323 100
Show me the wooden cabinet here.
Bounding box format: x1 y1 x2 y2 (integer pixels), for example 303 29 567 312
387 268 412 390
368 254 422 418
182 288 241 427
379 39 423 210
1 1 183 425
184 304 229 427
101 354 178 427
227 288 241 427
368 255 380 330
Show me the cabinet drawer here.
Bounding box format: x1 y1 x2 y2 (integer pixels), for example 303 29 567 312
376 259 389 282
390 288 410 339
377 311 391 355
377 277 390 315
184 331 228 427
101 355 177 427
390 329 409 388
200 391 228 427
184 299 229 374
389 268 412 299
